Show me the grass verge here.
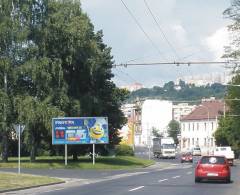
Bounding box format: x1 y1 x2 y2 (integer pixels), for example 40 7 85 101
0 172 63 192
0 156 155 170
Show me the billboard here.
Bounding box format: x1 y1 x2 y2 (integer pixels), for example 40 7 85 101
52 117 108 145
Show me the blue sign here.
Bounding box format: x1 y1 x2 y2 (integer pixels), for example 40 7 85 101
52 117 109 145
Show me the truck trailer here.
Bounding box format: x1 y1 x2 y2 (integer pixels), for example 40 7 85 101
153 137 176 159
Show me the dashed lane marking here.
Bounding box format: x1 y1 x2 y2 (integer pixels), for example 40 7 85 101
158 179 168 183
172 175 181 179
187 171 192 175
129 186 145 192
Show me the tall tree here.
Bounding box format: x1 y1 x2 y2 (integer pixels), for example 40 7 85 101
214 0 240 156
167 120 180 144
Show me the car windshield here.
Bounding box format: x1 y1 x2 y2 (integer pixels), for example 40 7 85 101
162 144 175 149
200 156 225 165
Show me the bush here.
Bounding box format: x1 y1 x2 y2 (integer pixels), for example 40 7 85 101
115 144 134 156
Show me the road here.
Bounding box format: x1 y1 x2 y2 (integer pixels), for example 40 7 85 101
4 159 239 195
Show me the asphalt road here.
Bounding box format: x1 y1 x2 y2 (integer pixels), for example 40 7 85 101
6 160 239 195
40 162 240 195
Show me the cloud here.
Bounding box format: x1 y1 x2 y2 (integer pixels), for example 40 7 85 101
171 24 188 45
205 27 230 60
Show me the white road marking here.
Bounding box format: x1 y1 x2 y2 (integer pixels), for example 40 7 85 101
41 188 65 193
129 186 145 192
170 164 179 166
187 171 192 175
158 179 168 183
172 175 181 179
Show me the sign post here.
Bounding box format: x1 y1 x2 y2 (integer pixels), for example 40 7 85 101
65 144 67 166
14 124 25 174
93 144 95 165
52 117 109 165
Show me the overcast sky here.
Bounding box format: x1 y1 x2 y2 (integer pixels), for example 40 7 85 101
81 0 232 87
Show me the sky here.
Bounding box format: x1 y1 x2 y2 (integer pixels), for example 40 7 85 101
81 0 232 87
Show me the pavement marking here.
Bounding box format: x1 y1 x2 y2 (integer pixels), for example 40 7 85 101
172 175 181 179
187 171 192 175
129 186 145 192
158 179 168 183
170 164 179 166
41 188 65 194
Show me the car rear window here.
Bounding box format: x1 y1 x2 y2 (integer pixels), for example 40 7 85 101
200 156 225 165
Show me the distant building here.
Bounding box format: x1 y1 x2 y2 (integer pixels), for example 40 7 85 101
180 100 225 155
121 82 144 92
137 100 173 146
172 103 196 122
120 103 141 146
176 72 233 86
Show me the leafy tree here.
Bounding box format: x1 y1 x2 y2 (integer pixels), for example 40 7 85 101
127 82 226 102
1 0 128 161
214 0 240 157
152 127 162 138
167 120 180 144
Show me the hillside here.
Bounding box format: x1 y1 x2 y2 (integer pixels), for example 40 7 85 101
127 81 226 103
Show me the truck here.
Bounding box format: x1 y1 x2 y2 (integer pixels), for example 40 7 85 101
153 137 176 159
214 146 235 166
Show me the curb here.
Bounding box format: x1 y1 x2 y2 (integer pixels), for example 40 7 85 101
0 181 65 194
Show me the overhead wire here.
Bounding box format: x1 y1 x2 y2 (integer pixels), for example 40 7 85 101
143 0 180 61
119 0 168 60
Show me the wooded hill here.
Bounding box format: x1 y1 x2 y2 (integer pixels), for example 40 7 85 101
127 81 226 102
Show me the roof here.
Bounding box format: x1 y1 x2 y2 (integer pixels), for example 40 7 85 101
180 100 224 121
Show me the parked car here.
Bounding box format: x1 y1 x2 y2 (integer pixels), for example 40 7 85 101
192 147 201 156
181 152 193 163
195 156 231 183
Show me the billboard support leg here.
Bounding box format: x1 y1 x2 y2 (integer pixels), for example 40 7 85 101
93 144 95 165
65 144 67 166
18 125 21 174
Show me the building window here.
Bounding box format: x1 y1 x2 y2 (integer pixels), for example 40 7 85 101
197 123 199 130
211 122 214 130
188 123 190 131
211 138 214 147
183 124 185 131
188 138 190 148
196 138 199 146
192 123 194 131
204 138 207 146
204 123 207 131
192 138 194 146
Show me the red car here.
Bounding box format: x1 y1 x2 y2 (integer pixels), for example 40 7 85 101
181 152 193 163
195 156 231 183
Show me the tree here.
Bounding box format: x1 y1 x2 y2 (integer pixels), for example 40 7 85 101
214 0 240 157
152 127 162 138
0 0 128 161
167 120 180 144
0 0 29 162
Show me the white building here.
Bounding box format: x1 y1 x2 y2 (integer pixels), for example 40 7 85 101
176 72 233 86
136 100 173 146
180 100 224 155
172 103 196 122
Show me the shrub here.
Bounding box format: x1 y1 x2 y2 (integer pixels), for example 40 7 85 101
115 144 134 156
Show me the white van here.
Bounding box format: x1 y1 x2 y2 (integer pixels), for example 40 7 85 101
192 147 201 156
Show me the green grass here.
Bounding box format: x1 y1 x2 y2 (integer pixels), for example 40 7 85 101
0 172 62 191
0 156 155 170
